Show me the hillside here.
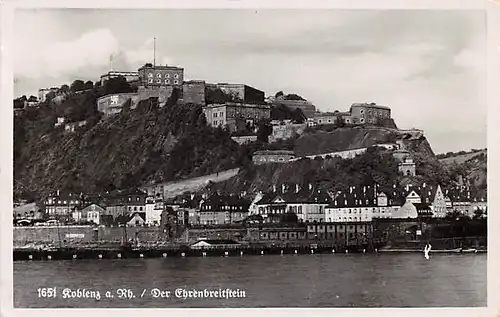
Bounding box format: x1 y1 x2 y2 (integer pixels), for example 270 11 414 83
280 125 434 159
15 77 475 203
14 97 248 200
294 127 398 156
438 149 487 191
216 146 447 196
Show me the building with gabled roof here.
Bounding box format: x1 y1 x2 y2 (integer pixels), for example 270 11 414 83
255 183 332 223
399 183 447 218
198 193 251 225
325 183 401 222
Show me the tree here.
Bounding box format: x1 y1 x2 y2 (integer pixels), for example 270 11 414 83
284 93 305 101
13 98 25 109
256 120 272 143
84 80 94 90
473 208 484 220
59 84 70 94
70 80 86 92
336 116 346 128
45 91 56 102
103 76 133 95
28 95 38 102
275 91 284 98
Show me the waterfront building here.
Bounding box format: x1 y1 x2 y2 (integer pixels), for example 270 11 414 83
190 239 241 249
400 183 448 218
145 196 161 226
44 191 84 217
198 193 250 225
445 185 487 218
325 184 399 222
101 188 147 220
79 203 105 225
13 202 43 222
255 184 332 223
127 212 146 227
306 222 373 243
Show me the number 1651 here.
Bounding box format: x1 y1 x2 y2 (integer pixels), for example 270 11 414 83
37 288 56 298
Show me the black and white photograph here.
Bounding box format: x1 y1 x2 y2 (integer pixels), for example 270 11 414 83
2 0 496 312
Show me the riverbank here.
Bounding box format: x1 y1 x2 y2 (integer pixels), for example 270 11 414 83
13 244 487 261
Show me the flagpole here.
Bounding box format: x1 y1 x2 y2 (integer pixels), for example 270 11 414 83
153 37 156 67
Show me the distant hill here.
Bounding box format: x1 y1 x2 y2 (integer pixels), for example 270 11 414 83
438 149 487 193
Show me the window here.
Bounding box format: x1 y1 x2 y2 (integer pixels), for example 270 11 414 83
157 73 162 78
165 79 170 84
157 79 161 84
174 80 179 84
148 73 153 78
360 109 364 114
174 74 179 79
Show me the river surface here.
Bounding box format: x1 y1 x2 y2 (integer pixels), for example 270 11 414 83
13 253 486 308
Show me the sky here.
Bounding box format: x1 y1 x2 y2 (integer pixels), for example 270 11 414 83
13 9 486 154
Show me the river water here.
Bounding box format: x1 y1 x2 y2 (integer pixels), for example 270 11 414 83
13 253 486 308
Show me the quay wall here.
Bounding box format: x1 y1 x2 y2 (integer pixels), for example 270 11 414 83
13 226 96 245
13 226 168 246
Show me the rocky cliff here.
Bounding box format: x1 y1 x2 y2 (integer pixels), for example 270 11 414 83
14 99 247 200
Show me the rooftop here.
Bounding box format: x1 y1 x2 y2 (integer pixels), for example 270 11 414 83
351 102 391 111
138 64 184 71
253 150 295 156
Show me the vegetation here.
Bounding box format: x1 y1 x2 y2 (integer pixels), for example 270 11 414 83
205 88 241 104
436 148 486 160
13 78 252 201
270 104 306 123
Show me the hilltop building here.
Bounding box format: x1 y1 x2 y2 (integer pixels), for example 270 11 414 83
349 103 391 125
309 102 392 127
138 64 184 87
100 71 139 85
203 102 271 133
38 87 58 103
207 83 265 105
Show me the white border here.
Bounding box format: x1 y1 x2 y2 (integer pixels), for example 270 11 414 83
1 1 499 317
